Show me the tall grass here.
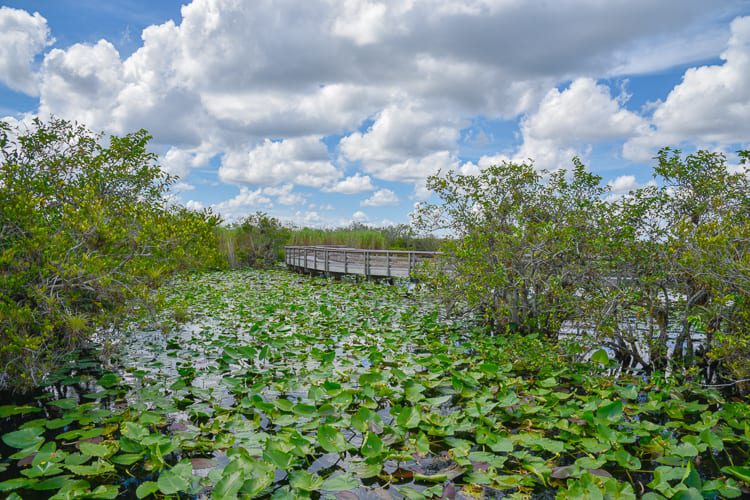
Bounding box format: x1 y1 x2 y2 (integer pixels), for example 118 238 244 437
288 228 386 249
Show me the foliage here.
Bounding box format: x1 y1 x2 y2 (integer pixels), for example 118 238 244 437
415 149 750 386
287 223 441 251
1 269 748 499
414 159 608 337
0 118 221 392
218 212 291 268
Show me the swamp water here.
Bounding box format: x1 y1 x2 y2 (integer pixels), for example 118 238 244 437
1 269 749 499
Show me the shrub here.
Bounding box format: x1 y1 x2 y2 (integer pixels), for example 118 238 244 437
0 118 221 391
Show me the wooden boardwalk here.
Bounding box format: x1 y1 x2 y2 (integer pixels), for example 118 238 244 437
285 246 440 279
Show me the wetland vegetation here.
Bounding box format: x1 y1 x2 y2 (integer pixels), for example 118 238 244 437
2 270 749 499
1 118 749 498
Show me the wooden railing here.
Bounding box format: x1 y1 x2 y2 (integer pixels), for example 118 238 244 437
284 246 440 278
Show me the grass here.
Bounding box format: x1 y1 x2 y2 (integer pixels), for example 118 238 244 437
287 227 387 249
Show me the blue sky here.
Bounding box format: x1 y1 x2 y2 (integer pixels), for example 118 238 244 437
1 1 748 226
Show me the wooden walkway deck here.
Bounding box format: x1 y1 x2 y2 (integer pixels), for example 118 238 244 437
285 246 440 279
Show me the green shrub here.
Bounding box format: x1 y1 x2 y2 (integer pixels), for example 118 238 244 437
0 118 221 391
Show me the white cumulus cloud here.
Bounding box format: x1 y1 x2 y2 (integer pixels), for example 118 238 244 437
361 188 399 207
0 7 52 95
219 137 341 188
625 16 750 160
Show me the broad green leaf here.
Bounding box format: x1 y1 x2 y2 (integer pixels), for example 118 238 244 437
79 442 112 458
289 470 324 492
396 406 421 429
2 427 44 449
136 481 159 499
361 432 383 458
212 470 244 499
157 469 190 495
591 349 609 365
318 424 348 453
321 474 359 492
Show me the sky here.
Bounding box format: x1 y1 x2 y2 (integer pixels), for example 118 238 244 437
1 0 749 227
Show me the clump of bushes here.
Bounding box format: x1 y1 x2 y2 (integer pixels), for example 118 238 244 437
0 118 222 392
416 149 750 388
217 212 292 268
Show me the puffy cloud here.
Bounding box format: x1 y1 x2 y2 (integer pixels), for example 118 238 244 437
352 210 369 223
212 187 274 220
160 146 213 179
340 105 462 185
262 184 306 206
324 173 375 194
499 78 647 170
185 199 204 211
608 175 638 193
296 210 321 223
361 188 399 207
625 16 750 160
332 0 393 45
0 7 51 95
219 136 341 188
524 79 647 143
171 182 195 193
341 105 460 165
377 151 460 183
39 40 125 132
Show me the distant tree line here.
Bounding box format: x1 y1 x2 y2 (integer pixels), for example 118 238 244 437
414 149 750 389
217 218 442 269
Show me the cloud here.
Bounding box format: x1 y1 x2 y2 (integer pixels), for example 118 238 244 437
213 187 273 219
361 188 399 206
171 182 195 193
324 173 375 194
296 210 321 223
340 104 463 185
608 175 638 193
0 7 52 95
524 78 647 144
625 16 750 160
185 199 204 211
509 78 648 170
39 40 125 132
262 184 306 206
160 146 213 179
219 136 341 188
352 210 369 223
2 1 747 226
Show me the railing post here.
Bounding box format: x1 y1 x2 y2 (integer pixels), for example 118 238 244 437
386 251 391 277
344 250 348 273
365 251 370 277
325 249 330 275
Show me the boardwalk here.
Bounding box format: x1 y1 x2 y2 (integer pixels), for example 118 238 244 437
285 246 440 279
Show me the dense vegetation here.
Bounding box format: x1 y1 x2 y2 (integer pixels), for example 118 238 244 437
1 118 748 498
287 224 441 251
0 119 222 392
414 149 750 389
1 270 748 499
218 219 442 270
